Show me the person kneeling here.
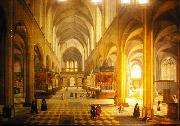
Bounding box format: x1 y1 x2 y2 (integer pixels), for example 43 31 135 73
133 103 140 118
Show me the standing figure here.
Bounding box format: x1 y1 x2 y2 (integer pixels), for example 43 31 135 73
157 100 161 111
96 105 101 117
75 93 77 98
133 103 140 118
118 104 123 113
90 104 96 119
31 99 38 114
114 94 117 105
41 98 47 111
61 93 64 100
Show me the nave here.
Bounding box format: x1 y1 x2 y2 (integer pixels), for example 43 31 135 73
0 0 179 124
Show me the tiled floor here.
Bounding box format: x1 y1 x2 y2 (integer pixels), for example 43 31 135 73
0 87 179 125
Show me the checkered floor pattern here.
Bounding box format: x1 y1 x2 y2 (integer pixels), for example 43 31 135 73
22 103 146 125
1 88 179 125
11 90 146 125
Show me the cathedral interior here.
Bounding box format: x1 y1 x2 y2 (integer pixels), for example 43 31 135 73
0 0 180 125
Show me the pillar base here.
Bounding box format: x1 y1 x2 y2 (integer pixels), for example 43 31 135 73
142 107 154 119
2 105 15 118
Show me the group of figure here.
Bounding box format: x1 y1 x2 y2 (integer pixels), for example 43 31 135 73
90 104 102 119
31 98 47 114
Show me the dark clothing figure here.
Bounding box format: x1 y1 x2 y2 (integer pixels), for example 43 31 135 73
118 104 123 113
61 93 64 100
133 103 140 118
157 100 161 111
114 94 117 104
31 99 38 114
90 105 96 119
75 93 77 98
41 98 47 111
96 105 101 116
70 92 73 97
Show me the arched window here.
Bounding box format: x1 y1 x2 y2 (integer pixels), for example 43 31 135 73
161 57 176 81
131 64 141 78
66 60 78 72
68 60 75 72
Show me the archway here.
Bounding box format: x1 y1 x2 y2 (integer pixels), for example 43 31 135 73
62 47 82 72
13 33 26 105
128 64 142 99
34 46 46 98
153 4 179 118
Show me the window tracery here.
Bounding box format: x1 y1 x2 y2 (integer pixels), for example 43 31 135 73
161 57 176 81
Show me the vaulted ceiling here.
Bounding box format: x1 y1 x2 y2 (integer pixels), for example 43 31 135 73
46 0 96 69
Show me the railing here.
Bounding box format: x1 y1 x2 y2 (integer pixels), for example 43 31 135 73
154 80 178 103
155 80 177 95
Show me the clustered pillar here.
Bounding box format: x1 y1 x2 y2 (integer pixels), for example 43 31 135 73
142 7 154 118
3 0 15 118
25 37 35 106
115 49 126 105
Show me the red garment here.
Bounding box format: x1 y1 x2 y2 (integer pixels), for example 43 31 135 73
96 106 101 116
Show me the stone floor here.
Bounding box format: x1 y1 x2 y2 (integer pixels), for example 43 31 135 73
0 87 179 125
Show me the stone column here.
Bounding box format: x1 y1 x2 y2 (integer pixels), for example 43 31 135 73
3 0 15 118
142 7 154 118
178 42 180 120
4 28 14 118
24 36 35 106
23 52 27 98
115 48 126 105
